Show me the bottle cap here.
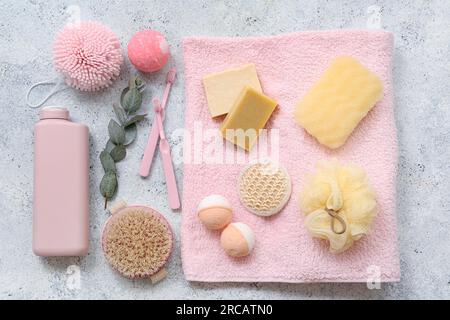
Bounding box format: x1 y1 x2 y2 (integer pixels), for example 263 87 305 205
39 107 70 120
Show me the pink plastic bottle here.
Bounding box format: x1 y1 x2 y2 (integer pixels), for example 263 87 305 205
33 107 89 256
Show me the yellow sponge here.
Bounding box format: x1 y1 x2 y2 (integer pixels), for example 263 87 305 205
294 56 383 149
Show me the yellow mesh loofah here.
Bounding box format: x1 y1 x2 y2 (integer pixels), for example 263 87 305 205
238 160 291 216
300 159 377 254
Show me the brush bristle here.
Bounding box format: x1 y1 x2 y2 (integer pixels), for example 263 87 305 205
166 67 177 84
102 207 173 279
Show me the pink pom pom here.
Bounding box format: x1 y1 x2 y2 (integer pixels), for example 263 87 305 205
53 21 123 91
128 30 170 73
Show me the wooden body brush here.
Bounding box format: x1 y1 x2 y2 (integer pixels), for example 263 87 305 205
101 201 173 283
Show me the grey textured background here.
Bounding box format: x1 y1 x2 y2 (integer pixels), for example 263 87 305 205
0 0 449 300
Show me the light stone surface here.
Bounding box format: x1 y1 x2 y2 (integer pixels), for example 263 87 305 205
0 0 449 300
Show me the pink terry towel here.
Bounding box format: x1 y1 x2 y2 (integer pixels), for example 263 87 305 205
181 30 400 282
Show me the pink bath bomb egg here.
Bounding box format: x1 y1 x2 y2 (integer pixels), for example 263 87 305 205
128 30 170 72
220 222 255 257
197 195 232 230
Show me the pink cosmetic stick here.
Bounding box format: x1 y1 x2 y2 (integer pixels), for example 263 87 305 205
139 67 176 177
153 99 180 210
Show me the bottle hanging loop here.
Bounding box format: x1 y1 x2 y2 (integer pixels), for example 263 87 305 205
26 77 66 109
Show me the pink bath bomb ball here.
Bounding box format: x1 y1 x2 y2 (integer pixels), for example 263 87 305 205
128 30 170 73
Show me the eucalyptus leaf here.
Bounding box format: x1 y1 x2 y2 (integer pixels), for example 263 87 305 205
128 76 144 89
105 139 116 153
120 87 129 109
134 77 143 88
122 88 142 113
110 145 126 161
100 171 117 199
135 77 146 92
129 77 137 89
100 150 116 173
108 119 125 145
113 103 126 125
137 82 146 93
123 123 137 146
124 114 147 127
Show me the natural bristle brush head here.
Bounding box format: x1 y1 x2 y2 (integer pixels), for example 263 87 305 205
166 67 177 84
102 205 173 279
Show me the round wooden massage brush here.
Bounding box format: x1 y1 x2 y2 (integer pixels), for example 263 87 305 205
101 201 173 283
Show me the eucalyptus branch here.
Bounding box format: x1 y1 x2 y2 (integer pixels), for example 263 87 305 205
99 76 147 209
